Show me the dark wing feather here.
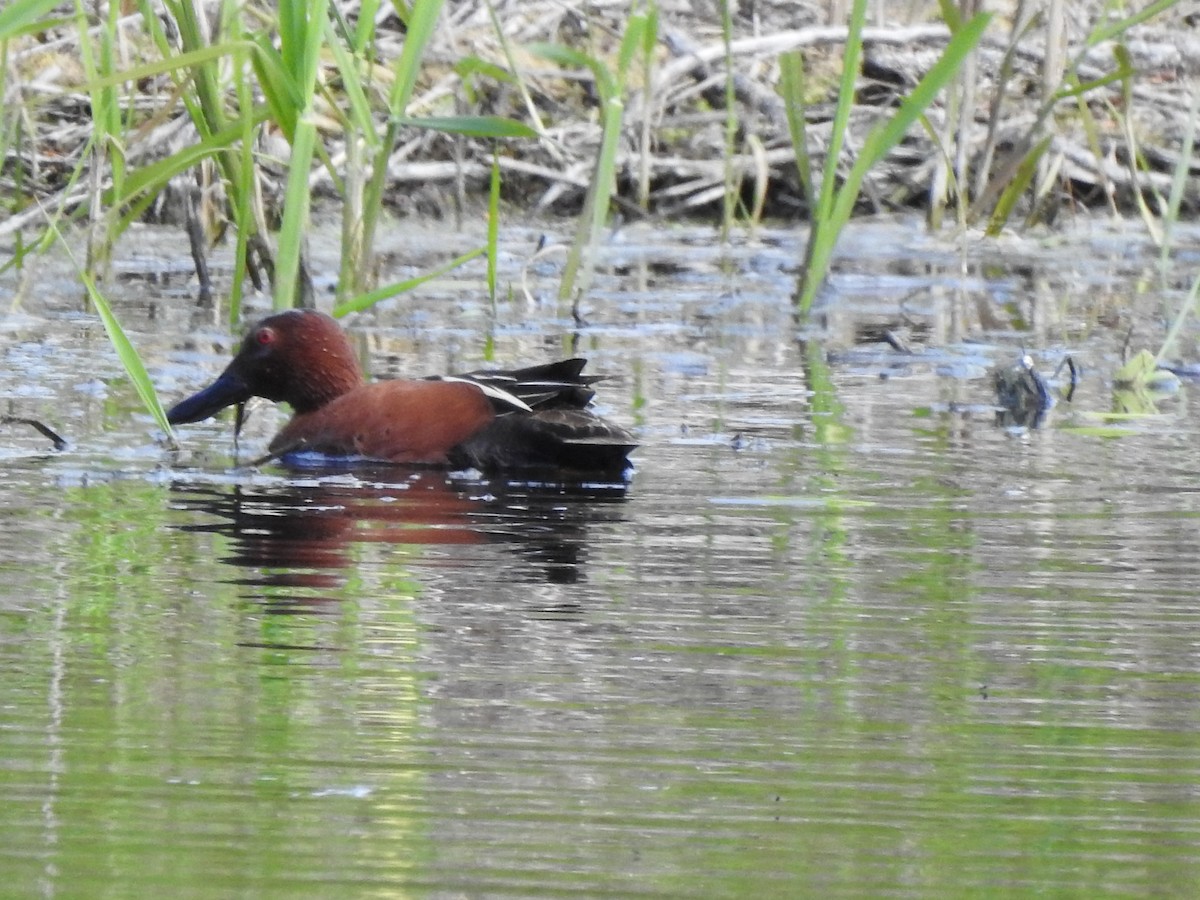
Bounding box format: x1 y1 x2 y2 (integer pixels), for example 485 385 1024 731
450 409 636 473
438 358 602 410
433 358 635 472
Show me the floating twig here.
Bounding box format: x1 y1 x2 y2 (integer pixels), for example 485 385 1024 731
2 416 68 451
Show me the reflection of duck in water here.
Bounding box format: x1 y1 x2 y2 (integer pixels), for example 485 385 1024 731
171 471 629 590
167 310 636 473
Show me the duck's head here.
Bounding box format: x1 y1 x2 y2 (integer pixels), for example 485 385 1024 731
167 309 364 424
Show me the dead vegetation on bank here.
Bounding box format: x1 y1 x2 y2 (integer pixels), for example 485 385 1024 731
3 0 1199 237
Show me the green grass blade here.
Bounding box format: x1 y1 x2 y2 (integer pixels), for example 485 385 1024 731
815 0 868 224
487 149 501 306
395 115 538 138
270 0 329 309
386 0 443 114
352 0 381 51
360 0 446 285
779 51 813 211
73 0 122 278
324 16 379 147
617 9 649 85
1086 0 1178 46
798 12 990 313
1156 271 1200 365
1051 63 1135 103
47 219 177 445
558 95 623 303
274 117 318 309
547 12 648 303
456 56 516 95
846 12 992 196
636 3 659 209
482 0 546 134
986 134 1050 235
109 114 265 209
170 0 229 138
229 44 257 323
934 0 963 31
719 0 737 238
81 40 253 91
0 0 64 38
82 272 177 445
796 0 867 312
527 42 615 100
249 35 302 139
333 247 486 317
1160 85 1198 269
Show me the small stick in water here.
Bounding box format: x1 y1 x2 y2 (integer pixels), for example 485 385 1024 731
2 416 68 451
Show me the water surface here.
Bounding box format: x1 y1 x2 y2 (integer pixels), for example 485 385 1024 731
3 217 1200 896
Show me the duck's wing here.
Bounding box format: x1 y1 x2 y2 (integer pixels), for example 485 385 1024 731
437 358 602 411
449 407 636 473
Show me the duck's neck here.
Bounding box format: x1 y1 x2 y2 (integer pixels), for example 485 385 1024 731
286 352 364 414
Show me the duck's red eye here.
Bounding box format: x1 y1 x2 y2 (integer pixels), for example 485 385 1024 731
255 327 277 346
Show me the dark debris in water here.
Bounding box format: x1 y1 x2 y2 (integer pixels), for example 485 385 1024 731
993 354 1078 429
1 416 68 451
